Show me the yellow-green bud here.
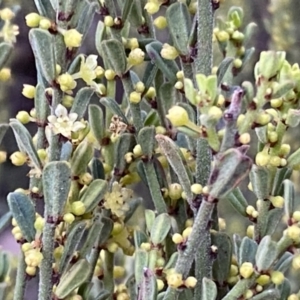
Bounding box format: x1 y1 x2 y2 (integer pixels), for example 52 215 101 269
133 144 143 157
172 233 184 244
71 201 86 216
104 15 114 27
144 2 160 14
239 133 251 144
104 69 116 81
145 86 156 98
78 172 93 185
229 264 238 276
0 8 14 21
167 272 183 288
182 226 193 239
113 266 125 279
129 91 142 104
269 195 284 208
227 275 238 285
231 31 244 41
128 38 139 50
107 242 119 253
161 43 179 60
184 276 197 288
25 266 37 276
191 183 203 195
268 131 278 143
157 279 164 291
286 225 300 241
292 255 300 270
256 113 271 126
269 156 281 167
0 68 11 81
127 48 145 66
10 151 27 166
270 270 284 285
218 218 226 230
39 18 51 30
16 111 30 124
174 81 184 90
63 213 75 224
140 242 151 251
255 151 270 166
279 144 291 157
270 98 283 108
135 81 145 93
246 205 255 215
153 16 167 29
25 13 41 27
57 73 77 91
239 262 254 279
169 183 183 201
243 290 253 299
215 30 230 42
62 95 74 108
233 58 242 69
288 294 299 300
21 242 32 253
34 217 45 231
167 106 190 126
0 151 7 163
22 84 36 99
292 211 300 222
63 29 83 48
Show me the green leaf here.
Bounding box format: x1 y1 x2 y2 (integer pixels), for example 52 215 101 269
0 252 9 282
55 259 91 299
138 268 158 300
271 167 292 196
145 210 156 233
249 165 270 200
265 208 283 236
255 236 277 272
217 57 234 86
80 179 108 213
95 21 107 58
70 87 94 120
146 41 179 84
272 80 294 98
211 232 232 285
251 289 280 300
283 179 295 218
0 212 11 235
33 0 55 18
150 213 171 245
0 43 13 70
143 63 158 91
238 237 257 265
134 230 148 248
7 192 36 242
89 105 105 144
101 40 127 75
100 97 129 125
91 158 105 180
35 84 50 123
124 197 143 223
29 29 56 84
201 278 217 300
43 161 71 217
0 124 8 145
138 126 155 158
208 148 252 201
10 120 42 171
135 250 149 288
71 141 93 176
127 0 143 27
59 221 88 273
226 188 248 217
274 252 293 273
166 2 191 55
277 279 291 300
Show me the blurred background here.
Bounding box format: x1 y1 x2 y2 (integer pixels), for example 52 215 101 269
0 0 300 297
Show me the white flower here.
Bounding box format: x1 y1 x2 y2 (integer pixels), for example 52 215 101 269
47 104 85 139
72 55 98 85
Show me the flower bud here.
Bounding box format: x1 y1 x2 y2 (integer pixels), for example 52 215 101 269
182 227 192 239
144 2 160 14
26 266 37 276
153 16 167 29
184 276 197 288
191 183 203 195
135 81 145 93
25 13 41 27
270 270 284 285
169 183 183 200
39 18 51 29
63 213 75 224
127 48 145 66
167 106 190 127
172 233 184 244
0 8 15 21
0 151 7 163
129 91 142 104
255 151 270 166
215 30 230 42
167 272 183 288
157 279 164 291
292 211 300 222
104 69 116 81
145 87 156 98
161 43 179 60
239 262 254 279
0 68 11 81
16 111 30 124
64 29 83 48
133 144 142 157
71 201 86 216
113 266 125 279
62 95 74 108
270 195 284 208
288 294 299 300
104 15 114 27
10 151 27 166
287 225 300 241
22 84 36 99
292 255 300 270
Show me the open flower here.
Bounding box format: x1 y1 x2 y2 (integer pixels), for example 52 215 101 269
47 104 85 139
103 182 133 219
72 55 98 85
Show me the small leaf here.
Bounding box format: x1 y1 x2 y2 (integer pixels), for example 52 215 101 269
71 141 93 176
274 252 293 273
0 43 13 70
271 167 292 196
143 63 158 91
145 210 156 233
146 42 179 84
135 250 149 288
166 2 191 55
138 126 155 157
201 278 217 300
70 87 94 120
226 188 248 217
29 29 56 84
0 124 8 145
217 57 234 85
0 212 11 235
10 120 42 171
265 208 283 236
95 21 107 57
124 198 143 223
60 141 73 161
238 237 257 265
283 179 295 218
249 165 270 200
255 236 277 272
33 0 55 18
7 192 36 242
150 213 171 245
43 161 71 217
100 97 129 125
134 230 148 248
89 105 105 144
35 84 50 123
59 221 88 273
138 268 157 300
251 289 280 300
277 279 291 300
55 259 90 299
101 40 127 75
91 158 105 180
80 179 108 213
272 80 294 98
